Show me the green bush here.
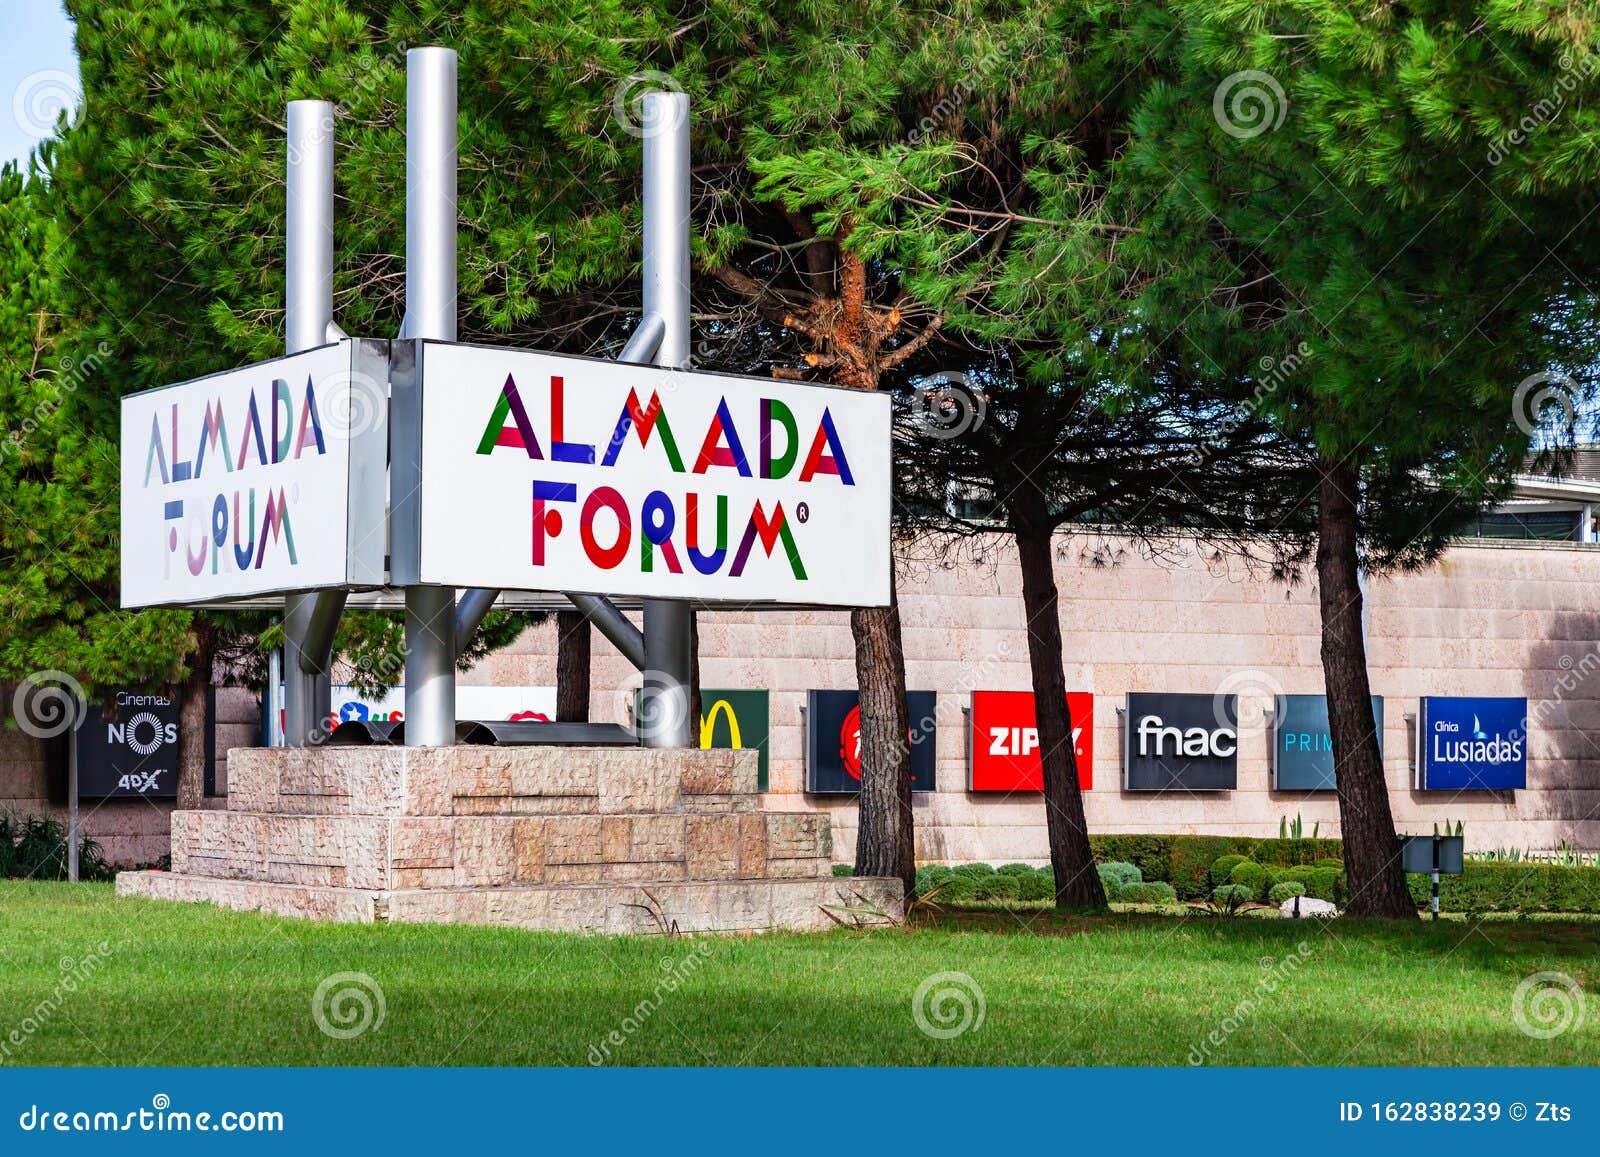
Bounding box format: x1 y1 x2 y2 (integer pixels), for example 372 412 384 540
1097 861 1142 887
939 872 979 901
1085 835 1348 899
1405 861 1600 914
1254 838 1343 868
1284 865 1319 886
973 874 1022 902
1315 858 1345 871
1096 864 1124 901
996 862 1035 877
1210 854 1248 887
1229 861 1269 900
832 863 853 877
1018 869 1055 902
1119 881 1178 905
1268 881 1307 905
1088 834 1175 888
1211 883 1256 905
950 863 995 879
1307 867 1345 903
1165 836 1246 899
915 865 955 894
0 815 112 882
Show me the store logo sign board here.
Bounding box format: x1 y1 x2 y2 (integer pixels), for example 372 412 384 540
698 690 771 792
280 684 557 735
73 690 180 799
806 690 936 793
1417 696 1527 790
1124 692 1237 791
120 341 387 606
409 342 891 606
968 690 1093 791
1273 694 1384 791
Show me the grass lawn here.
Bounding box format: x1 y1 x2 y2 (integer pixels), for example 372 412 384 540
1 881 1596 1066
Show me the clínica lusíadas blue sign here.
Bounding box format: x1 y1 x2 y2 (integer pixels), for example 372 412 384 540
1416 696 1528 790
1272 695 1384 791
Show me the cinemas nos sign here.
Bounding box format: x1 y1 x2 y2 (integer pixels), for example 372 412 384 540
1416 696 1527 790
50 690 180 799
1123 692 1237 791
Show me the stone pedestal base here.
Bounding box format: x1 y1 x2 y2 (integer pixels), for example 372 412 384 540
116 746 901 935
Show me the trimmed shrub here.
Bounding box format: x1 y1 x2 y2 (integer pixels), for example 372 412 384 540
1119 881 1178 905
1088 834 1175 888
973 874 1021 902
1098 861 1142 887
915 866 956 895
1315 858 1345 871
1211 883 1256 905
1085 835 1349 899
1018 869 1055 902
996 862 1035 877
1284 865 1319 886
1405 861 1600 914
1210 854 1249 887
1096 864 1125 901
1307 867 1343 902
1229 861 1269 900
1269 881 1308 905
832 864 853 877
940 873 979 901
950 863 995 879
1166 836 1246 899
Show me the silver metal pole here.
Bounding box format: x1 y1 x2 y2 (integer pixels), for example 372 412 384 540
67 728 79 883
283 99 337 746
266 647 284 746
640 91 694 747
454 587 500 655
403 47 458 747
568 592 646 669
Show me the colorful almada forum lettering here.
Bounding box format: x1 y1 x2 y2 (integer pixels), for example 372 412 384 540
121 344 377 606
416 343 892 606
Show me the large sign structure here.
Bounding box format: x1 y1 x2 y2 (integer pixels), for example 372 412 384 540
120 341 388 607
403 342 890 605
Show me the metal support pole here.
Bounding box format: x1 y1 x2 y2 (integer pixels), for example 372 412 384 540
568 593 647 670
402 47 458 747
1431 837 1440 921
67 728 79 883
282 99 338 746
640 91 694 748
454 587 501 656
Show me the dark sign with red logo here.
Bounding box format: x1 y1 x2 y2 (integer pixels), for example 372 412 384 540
805 690 936 794
968 690 1093 791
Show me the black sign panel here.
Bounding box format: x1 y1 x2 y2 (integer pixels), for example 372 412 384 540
806 689 937 794
1123 692 1237 791
74 691 180 799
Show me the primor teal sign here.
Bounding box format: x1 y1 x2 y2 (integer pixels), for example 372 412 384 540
1272 695 1383 791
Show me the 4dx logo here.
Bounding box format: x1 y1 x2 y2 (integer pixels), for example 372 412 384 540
114 770 164 793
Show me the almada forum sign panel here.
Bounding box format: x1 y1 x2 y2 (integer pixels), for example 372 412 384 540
120 341 387 607
406 342 891 606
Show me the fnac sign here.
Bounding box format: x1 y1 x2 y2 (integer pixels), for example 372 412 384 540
969 690 1093 792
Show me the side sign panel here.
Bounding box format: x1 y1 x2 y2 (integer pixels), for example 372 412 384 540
806 690 936 793
968 690 1093 791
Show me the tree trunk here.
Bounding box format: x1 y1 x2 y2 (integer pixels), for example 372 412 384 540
1316 454 1416 918
851 571 915 899
173 621 215 810
1014 523 1106 909
554 610 591 723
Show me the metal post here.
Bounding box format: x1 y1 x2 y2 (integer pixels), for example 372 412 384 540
283 99 337 746
640 90 694 748
403 47 458 747
67 728 79 883
1431 836 1440 921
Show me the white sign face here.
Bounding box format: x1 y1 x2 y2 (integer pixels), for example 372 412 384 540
411 342 892 606
120 342 387 607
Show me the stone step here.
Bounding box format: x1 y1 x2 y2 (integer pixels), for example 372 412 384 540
169 809 832 891
224 745 759 817
117 871 903 935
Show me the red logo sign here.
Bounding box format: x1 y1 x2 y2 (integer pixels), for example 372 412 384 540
969 690 1093 791
840 704 921 781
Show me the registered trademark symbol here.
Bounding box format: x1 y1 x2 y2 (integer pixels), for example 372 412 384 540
796 502 809 523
